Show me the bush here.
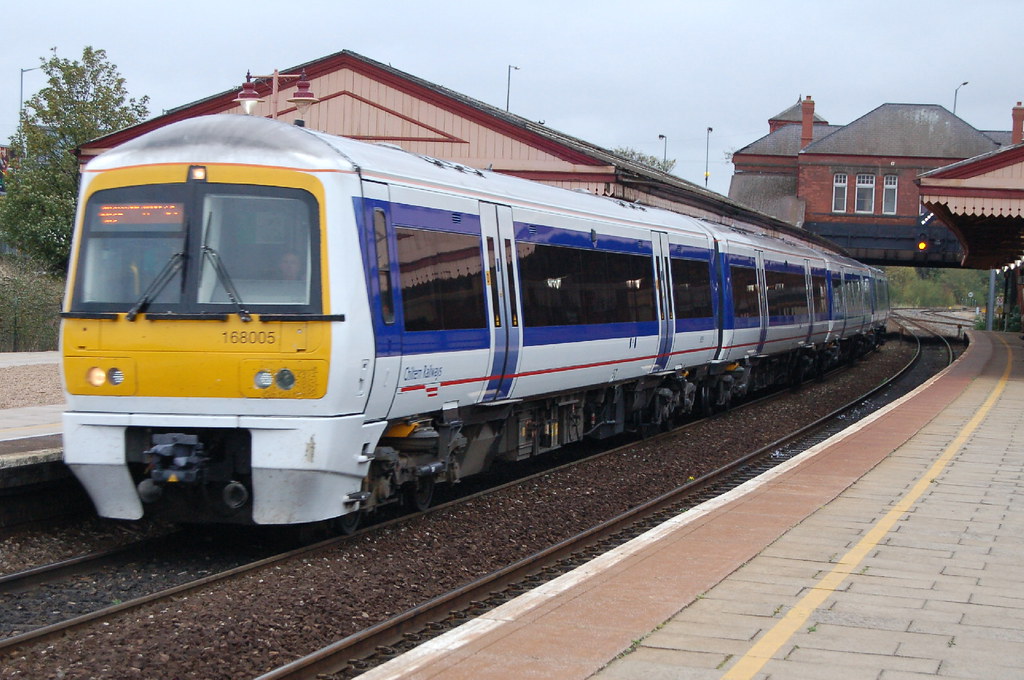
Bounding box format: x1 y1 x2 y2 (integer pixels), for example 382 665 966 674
0 255 64 351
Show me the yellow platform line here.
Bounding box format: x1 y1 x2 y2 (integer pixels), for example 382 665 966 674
0 422 62 438
721 335 1014 680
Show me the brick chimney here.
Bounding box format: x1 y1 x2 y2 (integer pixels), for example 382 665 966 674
801 96 815 149
1013 101 1024 145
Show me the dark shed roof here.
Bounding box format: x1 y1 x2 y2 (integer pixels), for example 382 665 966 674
734 123 842 157
803 104 1000 158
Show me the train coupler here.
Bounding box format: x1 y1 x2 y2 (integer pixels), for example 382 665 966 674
143 433 207 484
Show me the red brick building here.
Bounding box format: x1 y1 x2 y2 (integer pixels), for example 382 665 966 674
730 96 1014 266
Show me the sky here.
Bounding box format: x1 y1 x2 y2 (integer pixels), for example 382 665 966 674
3 0 1021 197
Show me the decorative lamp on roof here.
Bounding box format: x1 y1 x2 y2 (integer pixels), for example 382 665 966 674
286 70 319 127
233 71 265 116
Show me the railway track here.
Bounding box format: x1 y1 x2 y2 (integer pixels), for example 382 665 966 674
890 310 958 366
891 307 974 340
0 331 945 677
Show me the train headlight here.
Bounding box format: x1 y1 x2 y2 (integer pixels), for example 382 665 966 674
107 368 125 386
87 367 107 387
254 370 274 389
276 368 296 390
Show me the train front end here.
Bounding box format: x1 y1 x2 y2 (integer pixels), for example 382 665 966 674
61 116 383 525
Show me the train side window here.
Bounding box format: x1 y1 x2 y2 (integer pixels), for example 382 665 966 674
730 264 760 318
503 239 519 326
373 208 395 324
833 275 845 318
671 258 713 319
486 237 502 327
516 241 655 327
811 274 828 318
394 226 486 332
765 269 808 319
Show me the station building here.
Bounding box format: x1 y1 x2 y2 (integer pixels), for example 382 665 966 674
729 96 1015 266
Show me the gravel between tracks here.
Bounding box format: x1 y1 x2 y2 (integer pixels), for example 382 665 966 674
1 340 918 679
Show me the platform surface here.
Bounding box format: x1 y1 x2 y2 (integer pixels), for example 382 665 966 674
0 352 62 464
356 331 1024 680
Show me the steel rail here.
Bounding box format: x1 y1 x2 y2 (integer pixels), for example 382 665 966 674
891 312 954 365
0 534 176 595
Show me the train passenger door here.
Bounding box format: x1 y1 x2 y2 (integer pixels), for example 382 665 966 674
755 250 770 354
480 202 522 400
802 259 815 344
653 232 675 371
360 180 401 417
832 267 848 339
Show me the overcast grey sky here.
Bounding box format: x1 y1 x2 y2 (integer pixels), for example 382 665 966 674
3 0 1021 196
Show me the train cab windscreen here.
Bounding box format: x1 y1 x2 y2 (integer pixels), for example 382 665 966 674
71 183 321 315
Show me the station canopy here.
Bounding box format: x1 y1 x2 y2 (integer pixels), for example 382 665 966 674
917 143 1024 270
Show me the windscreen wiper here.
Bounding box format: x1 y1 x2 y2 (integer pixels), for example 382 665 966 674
126 251 185 321
202 245 252 322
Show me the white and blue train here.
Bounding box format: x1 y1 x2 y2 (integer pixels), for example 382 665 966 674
61 115 888 529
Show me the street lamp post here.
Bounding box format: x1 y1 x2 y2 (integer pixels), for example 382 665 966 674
704 127 713 187
19 66 41 120
658 134 667 164
506 65 519 112
953 81 968 115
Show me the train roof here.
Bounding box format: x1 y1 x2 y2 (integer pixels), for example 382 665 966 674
85 115 875 275
85 115 352 174
87 115 718 235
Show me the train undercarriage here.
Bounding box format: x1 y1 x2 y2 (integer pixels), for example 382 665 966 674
123 329 884 532
361 329 885 526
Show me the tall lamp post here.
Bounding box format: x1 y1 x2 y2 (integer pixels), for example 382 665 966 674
953 81 968 115
19 66 41 120
14 66 41 158
658 134 667 164
506 65 519 112
704 127 713 187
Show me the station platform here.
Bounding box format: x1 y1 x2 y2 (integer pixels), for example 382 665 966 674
0 352 65 489
358 330 1024 680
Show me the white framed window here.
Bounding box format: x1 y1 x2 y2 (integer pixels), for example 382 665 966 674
882 174 898 214
832 173 847 212
855 174 875 213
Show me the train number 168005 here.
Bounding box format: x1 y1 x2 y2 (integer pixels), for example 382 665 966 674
222 330 277 345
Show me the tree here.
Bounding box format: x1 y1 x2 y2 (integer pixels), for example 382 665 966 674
612 146 677 174
0 47 149 273
884 266 995 308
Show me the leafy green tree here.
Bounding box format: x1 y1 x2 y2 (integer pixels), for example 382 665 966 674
0 46 149 273
612 146 677 174
885 266 995 308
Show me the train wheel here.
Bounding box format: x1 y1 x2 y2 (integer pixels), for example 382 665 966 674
332 510 361 536
296 520 332 544
790 358 806 389
699 381 714 417
404 476 435 513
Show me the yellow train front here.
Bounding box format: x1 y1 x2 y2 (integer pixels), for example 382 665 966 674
61 116 384 525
